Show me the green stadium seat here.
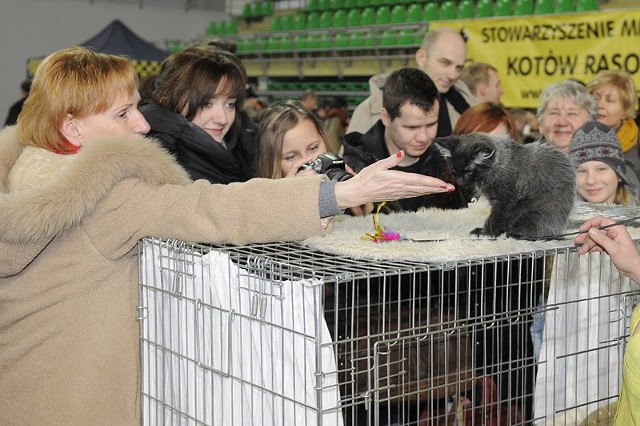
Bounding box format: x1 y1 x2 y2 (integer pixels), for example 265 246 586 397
554 0 575 12
379 29 398 46
347 9 361 26
257 35 269 51
267 35 281 51
270 16 283 32
439 0 457 19
206 21 220 36
249 2 261 18
307 11 321 29
306 34 321 49
280 36 293 50
308 0 319 10
457 0 475 18
397 28 416 46
294 13 306 30
332 0 345 9
294 34 308 49
223 20 238 34
168 41 185 54
494 0 513 15
514 0 533 14
356 0 369 7
242 3 252 19
375 6 391 24
361 7 376 25
318 0 332 10
350 31 365 47
475 0 494 16
534 0 554 13
262 1 273 15
319 33 332 49
344 0 357 7
335 32 350 48
576 0 598 11
423 2 440 20
390 5 406 23
282 15 294 30
406 3 422 22
320 10 333 27
370 0 384 5
334 10 348 27
236 38 253 54
363 31 375 46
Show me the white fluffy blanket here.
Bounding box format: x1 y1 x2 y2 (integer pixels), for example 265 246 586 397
303 200 640 263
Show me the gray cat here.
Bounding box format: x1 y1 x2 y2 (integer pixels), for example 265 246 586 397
435 133 575 239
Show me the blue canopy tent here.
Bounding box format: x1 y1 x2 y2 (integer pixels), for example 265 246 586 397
27 19 169 78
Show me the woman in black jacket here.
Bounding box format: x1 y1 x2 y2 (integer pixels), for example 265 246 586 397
140 46 257 184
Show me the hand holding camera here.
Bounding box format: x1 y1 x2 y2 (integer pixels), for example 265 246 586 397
297 153 353 182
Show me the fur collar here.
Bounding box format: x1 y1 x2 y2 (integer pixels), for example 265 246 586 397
0 126 191 242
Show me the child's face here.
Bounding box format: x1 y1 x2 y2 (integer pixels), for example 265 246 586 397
280 119 327 178
576 160 620 204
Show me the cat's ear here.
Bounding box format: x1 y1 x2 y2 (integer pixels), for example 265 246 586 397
434 136 458 158
472 145 496 166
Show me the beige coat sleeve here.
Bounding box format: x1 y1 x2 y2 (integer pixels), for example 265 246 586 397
84 175 332 258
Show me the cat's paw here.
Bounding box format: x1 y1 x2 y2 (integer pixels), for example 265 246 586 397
470 228 484 237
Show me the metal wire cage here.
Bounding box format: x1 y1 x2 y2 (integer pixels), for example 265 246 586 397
138 221 639 425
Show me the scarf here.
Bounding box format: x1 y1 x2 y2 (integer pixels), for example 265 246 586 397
617 117 639 153
437 88 471 137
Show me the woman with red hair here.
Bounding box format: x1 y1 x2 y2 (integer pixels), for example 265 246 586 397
453 102 519 142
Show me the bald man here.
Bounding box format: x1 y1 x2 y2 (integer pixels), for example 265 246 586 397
347 27 476 137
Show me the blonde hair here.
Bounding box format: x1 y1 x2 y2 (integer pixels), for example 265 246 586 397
587 70 637 120
459 62 497 95
615 186 633 205
18 47 138 154
257 100 328 179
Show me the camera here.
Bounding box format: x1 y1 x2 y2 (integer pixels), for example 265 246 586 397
298 152 353 182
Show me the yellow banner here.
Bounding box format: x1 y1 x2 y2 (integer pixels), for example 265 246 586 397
431 9 640 108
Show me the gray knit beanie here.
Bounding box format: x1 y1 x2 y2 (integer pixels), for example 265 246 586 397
569 121 629 186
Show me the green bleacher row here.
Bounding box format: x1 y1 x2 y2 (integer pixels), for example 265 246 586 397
270 94 368 105
171 0 599 53
233 0 598 33
236 28 423 53
267 81 370 91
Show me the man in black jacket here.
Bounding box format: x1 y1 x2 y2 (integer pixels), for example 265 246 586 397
342 67 466 212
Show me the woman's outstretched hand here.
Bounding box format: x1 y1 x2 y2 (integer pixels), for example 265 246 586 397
334 151 455 209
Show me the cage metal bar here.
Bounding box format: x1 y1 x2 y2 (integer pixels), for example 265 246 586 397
138 222 639 425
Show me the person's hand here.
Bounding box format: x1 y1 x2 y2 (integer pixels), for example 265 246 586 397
285 159 317 178
348 202 374 217
575 215 640 282
343 164 374 216
333 151 455 209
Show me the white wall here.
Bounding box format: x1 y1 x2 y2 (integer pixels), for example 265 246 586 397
0 0 231 124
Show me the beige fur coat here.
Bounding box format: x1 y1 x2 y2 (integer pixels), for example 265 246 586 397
0 126 329 425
